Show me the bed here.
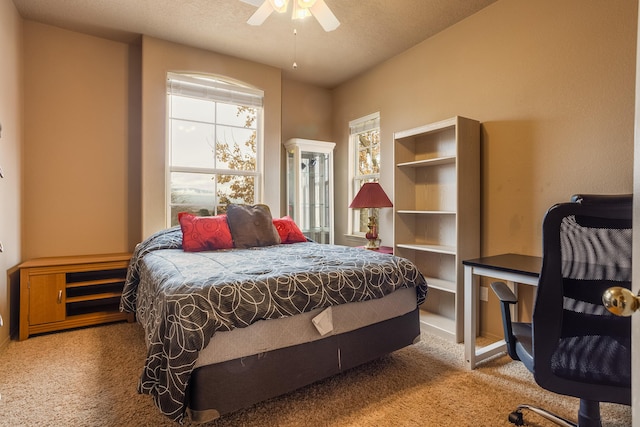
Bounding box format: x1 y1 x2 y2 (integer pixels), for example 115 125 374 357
120 206 428 423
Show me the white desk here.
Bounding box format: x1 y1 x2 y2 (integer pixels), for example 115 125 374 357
463 254 541 369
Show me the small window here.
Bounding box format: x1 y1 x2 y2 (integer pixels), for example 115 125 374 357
166 73 264 226
348 112 381 236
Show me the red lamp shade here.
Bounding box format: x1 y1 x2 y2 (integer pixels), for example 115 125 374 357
349 182 393 209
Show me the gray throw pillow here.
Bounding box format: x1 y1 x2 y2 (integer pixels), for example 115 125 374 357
226 204 281 249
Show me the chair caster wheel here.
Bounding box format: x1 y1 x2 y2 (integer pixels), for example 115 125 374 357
508 410 524 426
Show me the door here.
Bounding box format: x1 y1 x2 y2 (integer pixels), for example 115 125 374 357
632 4 640 423
29 273 65 325
632 219 639 425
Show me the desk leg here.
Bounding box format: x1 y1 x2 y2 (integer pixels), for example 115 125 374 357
465 266 509 369
464 265 478 369
463 265 537 369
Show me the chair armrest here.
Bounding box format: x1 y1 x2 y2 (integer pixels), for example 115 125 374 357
490 281 520 361
491 281 517 303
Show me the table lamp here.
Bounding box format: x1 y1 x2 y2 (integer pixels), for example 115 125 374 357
349 182 393 249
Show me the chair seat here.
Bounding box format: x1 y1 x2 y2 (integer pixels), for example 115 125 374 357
512 322 533 372
551 335 631 389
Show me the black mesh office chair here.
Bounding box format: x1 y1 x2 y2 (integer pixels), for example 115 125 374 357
491 194 632 427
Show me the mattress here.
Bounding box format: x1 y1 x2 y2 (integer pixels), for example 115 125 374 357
195 286 417 367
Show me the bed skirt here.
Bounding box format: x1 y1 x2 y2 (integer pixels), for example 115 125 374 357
186 307 421 422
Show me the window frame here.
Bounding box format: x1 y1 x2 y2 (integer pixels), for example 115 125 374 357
166 72 264 227
347 112 381 237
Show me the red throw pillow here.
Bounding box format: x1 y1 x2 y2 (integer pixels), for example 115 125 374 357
273 216 307 244
178 212 234 252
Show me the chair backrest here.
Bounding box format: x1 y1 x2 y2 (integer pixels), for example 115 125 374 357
532 194 632 405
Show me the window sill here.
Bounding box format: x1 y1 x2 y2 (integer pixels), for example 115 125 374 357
343 234 367 242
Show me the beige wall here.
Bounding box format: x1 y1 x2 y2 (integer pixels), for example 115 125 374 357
282 78 332 142
0 1 23 345
332 0 637 336
280 78 333 213
22 22 135 259
141 36 283 236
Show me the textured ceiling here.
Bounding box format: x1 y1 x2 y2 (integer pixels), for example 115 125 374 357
12 0 497 88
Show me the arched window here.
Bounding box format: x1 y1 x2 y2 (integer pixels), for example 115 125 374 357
166 73 264 226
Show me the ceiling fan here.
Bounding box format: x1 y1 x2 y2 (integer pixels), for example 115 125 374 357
240 0 340 32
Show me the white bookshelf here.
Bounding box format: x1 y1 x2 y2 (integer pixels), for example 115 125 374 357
393 116 480 342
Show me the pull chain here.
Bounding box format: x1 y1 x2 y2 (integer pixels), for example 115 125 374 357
292 28 298 69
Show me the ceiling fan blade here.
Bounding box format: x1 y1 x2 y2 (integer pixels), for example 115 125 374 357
309 0 340 32
247 1 273 26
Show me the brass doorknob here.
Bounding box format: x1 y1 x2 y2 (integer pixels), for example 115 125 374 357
602 287 640 317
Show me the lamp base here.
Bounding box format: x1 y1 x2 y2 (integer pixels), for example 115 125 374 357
364 238 381 250
364 215 380 250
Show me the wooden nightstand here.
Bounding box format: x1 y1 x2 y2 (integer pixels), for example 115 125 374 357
18 253 134 340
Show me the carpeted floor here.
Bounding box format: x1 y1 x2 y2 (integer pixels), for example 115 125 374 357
0 321 631 427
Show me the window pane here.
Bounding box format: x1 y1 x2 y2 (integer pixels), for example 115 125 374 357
371 142 380 172
170 95 215 123
216 174 255 206
171 172 215 205
356 130 380 176
217 103 257 128
170 172 216 225
216 125 257 171
358 131 372 149
169 172 255 225
171 119 215 168
358 148 373 175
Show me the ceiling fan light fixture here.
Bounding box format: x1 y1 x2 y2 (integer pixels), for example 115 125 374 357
297 0 317 7
268 0 289 13
292 2 311 20
243 0 339 32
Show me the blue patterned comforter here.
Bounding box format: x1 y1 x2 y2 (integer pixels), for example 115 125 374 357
120 226 427 422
